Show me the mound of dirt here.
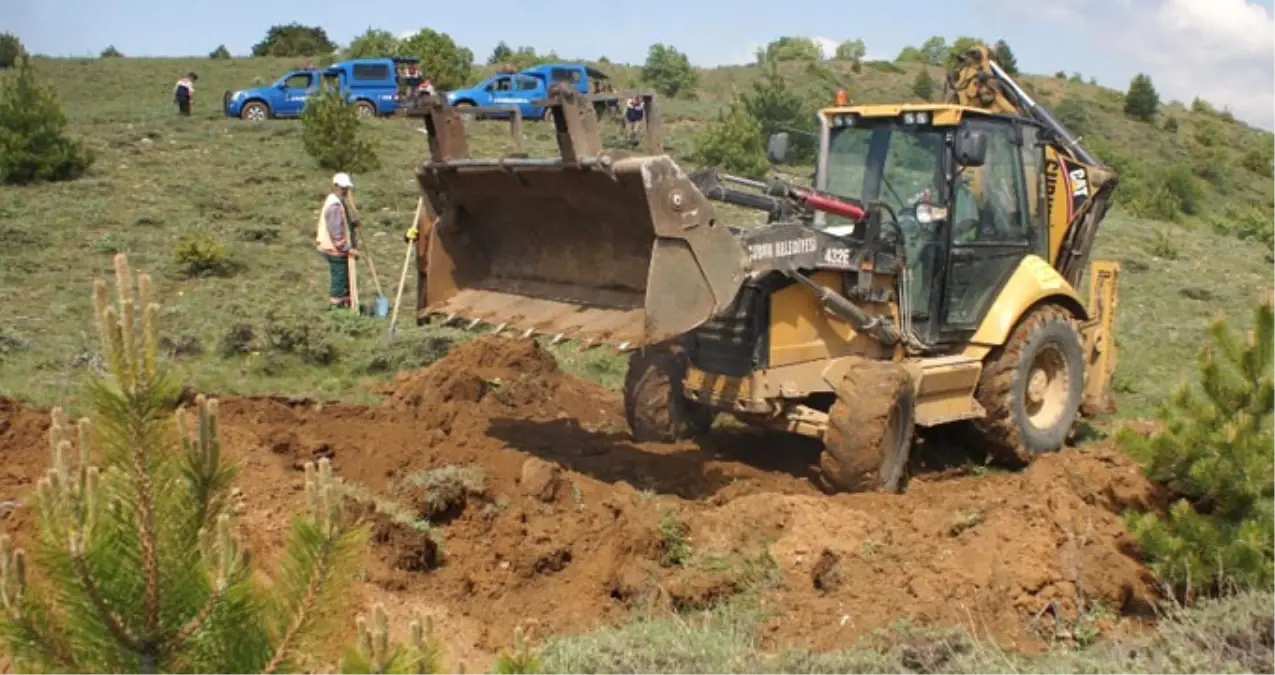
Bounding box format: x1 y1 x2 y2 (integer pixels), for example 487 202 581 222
386 335 620 436
0 397 52 540
0 339 1167 665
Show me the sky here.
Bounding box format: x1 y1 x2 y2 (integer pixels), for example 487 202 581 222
3 0 1273 128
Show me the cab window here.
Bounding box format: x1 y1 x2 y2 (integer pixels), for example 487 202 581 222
951 120 1029 244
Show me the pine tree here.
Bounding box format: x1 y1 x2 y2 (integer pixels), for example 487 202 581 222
300 83 380 173
1120 298 1274 598
338 605 442 674
0 56 95 185
1124 73 1160 122
0 254 388 673
691 102 770 179
992 40 1017 75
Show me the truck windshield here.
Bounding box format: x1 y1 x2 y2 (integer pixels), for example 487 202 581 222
823 123 945 231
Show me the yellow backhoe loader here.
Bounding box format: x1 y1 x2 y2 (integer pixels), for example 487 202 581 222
409 44 1120 493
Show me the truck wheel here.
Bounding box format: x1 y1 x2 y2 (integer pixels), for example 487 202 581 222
624 343 714 443
970 305 1085 466
819 360 914 494
355 100 376 118
454 101 475 120
240 101 269 121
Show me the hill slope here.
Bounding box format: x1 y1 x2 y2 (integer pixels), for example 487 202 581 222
0 56 1270 419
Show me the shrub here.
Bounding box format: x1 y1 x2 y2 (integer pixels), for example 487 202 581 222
1210 206 1275 249
0 254 405 672
1124 73 1159 122
833 39 865 62
1054 96 1089 136
759 37 822 64
1240 142 1273 178
692 103 769 179
299 85 380 173
209 44 231 60
172 229 231 277
911 69 935 101
1163 116 1179 133
0 32 23 69
1120 298 1274 597
0 57 95 185
641 43 698 99
99 45 123 58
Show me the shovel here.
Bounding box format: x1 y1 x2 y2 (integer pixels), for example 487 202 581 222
388 199 424 338
363 247 390 318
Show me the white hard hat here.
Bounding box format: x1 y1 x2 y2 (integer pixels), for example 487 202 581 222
332 172 353 188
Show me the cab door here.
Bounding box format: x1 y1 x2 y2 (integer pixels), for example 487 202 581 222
939 118 1036 337
277 71 315 116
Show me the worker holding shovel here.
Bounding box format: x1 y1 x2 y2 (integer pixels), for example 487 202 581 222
315 172 359 310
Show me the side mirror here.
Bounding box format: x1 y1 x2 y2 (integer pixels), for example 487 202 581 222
954 128 987 167
767 132 790 164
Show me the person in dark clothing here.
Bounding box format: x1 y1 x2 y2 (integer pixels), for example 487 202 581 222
174 72 197 116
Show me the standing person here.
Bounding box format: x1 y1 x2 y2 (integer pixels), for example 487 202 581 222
316 173 360 309
624 95 645 146
173 72 197 116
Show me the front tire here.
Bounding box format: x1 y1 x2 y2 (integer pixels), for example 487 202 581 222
819 360 915 493
970 305 1085 465
623 344 714 443
240 101 269 121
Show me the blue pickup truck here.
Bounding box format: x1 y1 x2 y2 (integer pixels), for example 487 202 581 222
444 62 618 120
223 57 422 121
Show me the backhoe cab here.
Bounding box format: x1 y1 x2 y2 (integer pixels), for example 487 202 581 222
411 48 1120 493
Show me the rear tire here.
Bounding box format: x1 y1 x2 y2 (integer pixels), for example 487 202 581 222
819 360 914 494
970 305 1085 465
624 344 714 443
355 100 376 118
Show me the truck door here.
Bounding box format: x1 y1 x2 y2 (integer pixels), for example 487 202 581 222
940 118 1035 337
486 76 518 112
277 71 316 116
513 76 545 118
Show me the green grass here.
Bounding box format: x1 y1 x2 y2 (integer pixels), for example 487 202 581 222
539 589 1274 674
0 55 1270 419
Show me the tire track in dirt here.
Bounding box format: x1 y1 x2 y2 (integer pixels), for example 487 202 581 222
0 336 1162 665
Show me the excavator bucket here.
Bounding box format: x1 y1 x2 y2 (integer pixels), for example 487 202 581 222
412 86 748 348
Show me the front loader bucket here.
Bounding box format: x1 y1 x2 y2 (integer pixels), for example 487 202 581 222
413 87 748 348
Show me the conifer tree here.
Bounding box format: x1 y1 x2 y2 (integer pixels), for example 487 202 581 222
0 254 381 673
1120 298 1274 597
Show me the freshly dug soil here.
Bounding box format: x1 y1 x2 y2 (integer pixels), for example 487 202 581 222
0 337 1161 666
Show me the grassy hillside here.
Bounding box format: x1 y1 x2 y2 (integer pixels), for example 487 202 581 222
0 55 1270 420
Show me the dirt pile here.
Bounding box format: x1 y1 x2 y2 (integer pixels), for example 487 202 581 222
0 337 1165 664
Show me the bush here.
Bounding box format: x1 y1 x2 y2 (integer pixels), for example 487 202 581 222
209 44 231 60
691 103 769 179
0 57 94 185
759 37 822 64
396 29 471 90
911 69 935 101
1124 73 1159 122
0 254 428 672
99 45 122 58
172 229 232 277
1163 116 1179 133
641 43 698 99
1240 142 1273 178
1054 96 1089 135
300 85 380 173
0 32 23 69
1210 206 1275 248
1120 298 1274 597
833 39 865 62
